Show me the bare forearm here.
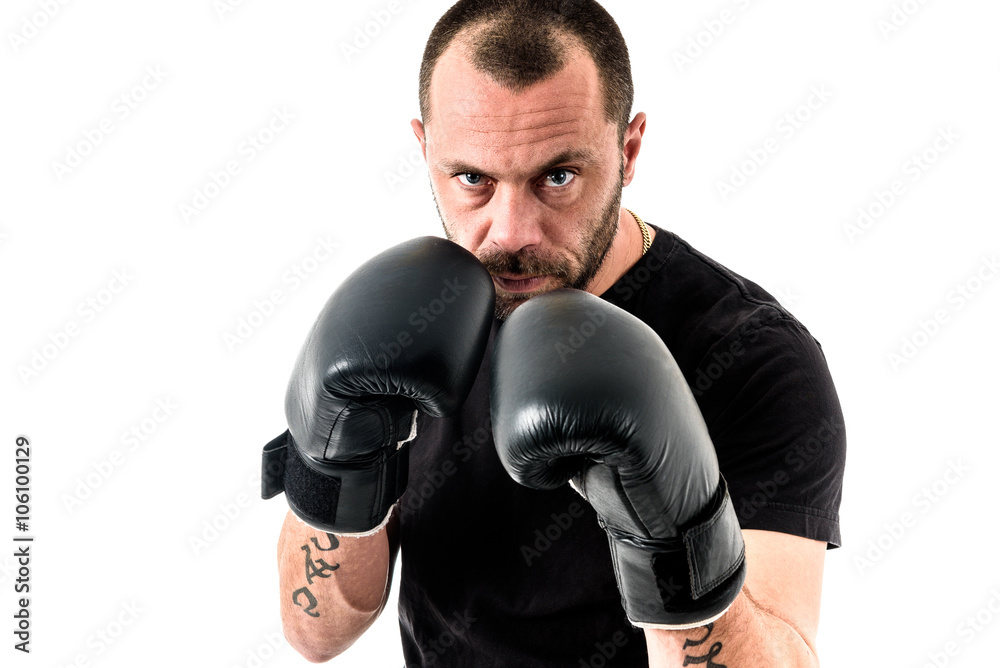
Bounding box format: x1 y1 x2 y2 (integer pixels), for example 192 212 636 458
644 587 819 668
277 510 394 663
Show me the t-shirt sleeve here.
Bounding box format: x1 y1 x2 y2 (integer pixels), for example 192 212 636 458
693 309 846 548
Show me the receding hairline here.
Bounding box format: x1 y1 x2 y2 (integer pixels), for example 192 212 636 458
424 27 604 129
417 0 634 145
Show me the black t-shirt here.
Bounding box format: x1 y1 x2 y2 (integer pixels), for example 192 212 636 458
396 225 846 667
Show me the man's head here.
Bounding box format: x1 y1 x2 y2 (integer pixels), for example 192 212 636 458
418 0 634 146
412 0 645 320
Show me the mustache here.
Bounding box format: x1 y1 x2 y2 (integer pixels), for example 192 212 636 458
477 248 572 279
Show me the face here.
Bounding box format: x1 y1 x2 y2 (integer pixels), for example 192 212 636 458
413 40 631 320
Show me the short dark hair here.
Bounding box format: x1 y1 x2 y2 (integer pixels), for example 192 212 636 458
418 0 634 142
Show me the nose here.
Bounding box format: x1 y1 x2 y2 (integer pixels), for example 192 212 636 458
483 184 545 255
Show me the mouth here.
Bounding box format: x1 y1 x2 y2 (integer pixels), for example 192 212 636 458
492 274 551 294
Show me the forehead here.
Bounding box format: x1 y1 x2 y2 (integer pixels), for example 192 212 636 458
425 40 613 173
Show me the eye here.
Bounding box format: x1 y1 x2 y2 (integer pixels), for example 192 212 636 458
457 173 485 187
544 169 575 188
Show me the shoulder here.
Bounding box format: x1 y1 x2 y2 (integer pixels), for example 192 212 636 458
603 225 846 547
603 226 823 384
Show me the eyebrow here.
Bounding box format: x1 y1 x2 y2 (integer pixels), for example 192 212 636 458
435 147 600 178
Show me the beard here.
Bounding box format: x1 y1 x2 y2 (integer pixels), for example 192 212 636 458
436 158 625 321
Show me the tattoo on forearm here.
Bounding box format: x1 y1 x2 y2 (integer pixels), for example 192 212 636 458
292 586 320 617
291 533 342 617
302 533 341 584
311 532 340 552
682 623 727 667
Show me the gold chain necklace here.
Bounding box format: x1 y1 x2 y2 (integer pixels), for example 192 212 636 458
624 208 651 255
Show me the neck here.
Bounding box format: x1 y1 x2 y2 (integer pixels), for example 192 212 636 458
585 208 655 297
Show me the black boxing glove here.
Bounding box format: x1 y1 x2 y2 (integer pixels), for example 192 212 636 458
491 289 745 628
261 237 494 534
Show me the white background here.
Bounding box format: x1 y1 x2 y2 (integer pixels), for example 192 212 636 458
2 0 998 666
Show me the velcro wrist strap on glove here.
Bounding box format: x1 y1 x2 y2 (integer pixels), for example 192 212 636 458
260 430 411 535
606 474 746 629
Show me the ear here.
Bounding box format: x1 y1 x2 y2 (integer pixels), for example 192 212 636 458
622 112 646 187
411 119 427 160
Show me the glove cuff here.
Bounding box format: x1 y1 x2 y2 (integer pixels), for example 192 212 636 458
260 415 415 534
607 474 746 629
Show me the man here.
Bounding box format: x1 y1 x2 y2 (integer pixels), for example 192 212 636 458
263 1 845 665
